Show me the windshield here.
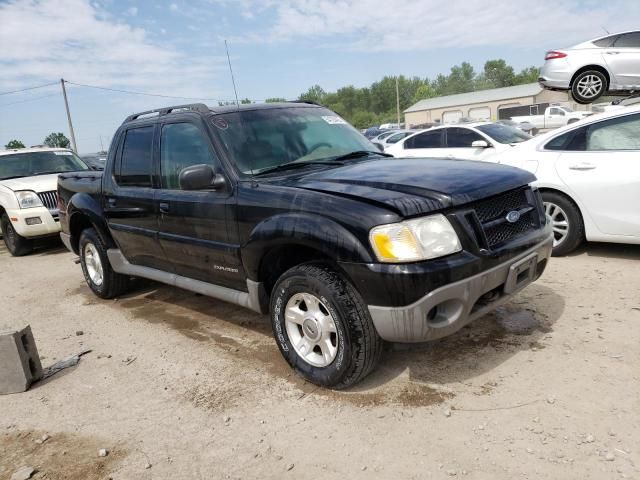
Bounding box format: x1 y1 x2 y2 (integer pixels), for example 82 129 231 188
476 123 532 144
212 107 375 174
0 151 89 180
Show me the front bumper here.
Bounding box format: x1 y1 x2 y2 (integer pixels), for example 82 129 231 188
368 234 553 342
5 207 61 238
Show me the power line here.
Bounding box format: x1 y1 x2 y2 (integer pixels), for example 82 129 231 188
0 82 59 96
64 80 245 103
0 92 60 108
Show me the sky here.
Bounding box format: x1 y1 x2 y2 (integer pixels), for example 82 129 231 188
1 0 639 153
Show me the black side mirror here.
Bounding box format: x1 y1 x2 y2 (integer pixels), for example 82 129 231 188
178 164 225 191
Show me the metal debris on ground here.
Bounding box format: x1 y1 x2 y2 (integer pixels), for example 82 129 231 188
41 350 92 380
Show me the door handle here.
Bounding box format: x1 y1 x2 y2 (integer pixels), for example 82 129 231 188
159 202 170 214
605 51 620 55
568 163 597 171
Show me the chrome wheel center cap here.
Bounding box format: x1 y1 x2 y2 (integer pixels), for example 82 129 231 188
302 318 321 342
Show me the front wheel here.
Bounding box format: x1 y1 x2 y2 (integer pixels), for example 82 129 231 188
79 228 130 299
270 263 382 389
542 191 584 256
1 213 33 256
571 70 607 104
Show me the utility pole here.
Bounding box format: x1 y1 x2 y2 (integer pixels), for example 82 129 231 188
60 78 78 152
99 135 104 153
396 77 401 127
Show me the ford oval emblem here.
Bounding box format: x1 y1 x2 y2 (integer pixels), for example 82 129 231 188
506 210 521 223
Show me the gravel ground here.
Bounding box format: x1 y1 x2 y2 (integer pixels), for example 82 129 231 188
0 238 639 480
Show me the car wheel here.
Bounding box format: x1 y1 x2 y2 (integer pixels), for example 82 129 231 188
541 192 584 256
270 263 382 389
79 228 130 299
571 70 607 104
1 213 33 256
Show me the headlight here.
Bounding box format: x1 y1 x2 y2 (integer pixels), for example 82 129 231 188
369 214 462 263
15 191 43 209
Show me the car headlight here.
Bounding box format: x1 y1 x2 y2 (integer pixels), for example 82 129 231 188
15 191 44 209
369 214 462 263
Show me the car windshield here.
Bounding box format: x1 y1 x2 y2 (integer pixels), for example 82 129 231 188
476 123 532 144
211 106 376 175
0 150 89 180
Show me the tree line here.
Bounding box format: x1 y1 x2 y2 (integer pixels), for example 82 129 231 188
5 133 70 150
295 59 539 128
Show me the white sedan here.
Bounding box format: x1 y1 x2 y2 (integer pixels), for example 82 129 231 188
493 106 640 255
385 122 531 162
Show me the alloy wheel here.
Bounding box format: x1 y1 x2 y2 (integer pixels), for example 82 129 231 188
576 75 603 99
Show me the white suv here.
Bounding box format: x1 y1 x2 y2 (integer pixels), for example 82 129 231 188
539 30 640 104
0 147 89 256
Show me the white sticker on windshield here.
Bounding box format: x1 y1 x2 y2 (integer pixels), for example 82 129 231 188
322 115 347 125
54 151 72 155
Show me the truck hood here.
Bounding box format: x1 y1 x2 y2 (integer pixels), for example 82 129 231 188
0 174 59 193
281 158 536 217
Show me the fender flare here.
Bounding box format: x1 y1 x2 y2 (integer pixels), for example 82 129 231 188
241 213 374 281
67 193 114 254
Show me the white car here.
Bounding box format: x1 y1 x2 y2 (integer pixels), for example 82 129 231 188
385 122 531 162
0 147 89 256
539 30 640 104
373 129 417 151
493 106 640 255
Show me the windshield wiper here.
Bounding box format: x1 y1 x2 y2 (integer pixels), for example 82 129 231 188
330 150 392 161
252 161 338 176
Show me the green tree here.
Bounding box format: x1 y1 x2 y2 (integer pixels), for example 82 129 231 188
43 132 70 148
483 59 515 88
240 98 253 104
5 139 25 149
412 84 437 104
298 84 327 104
265 97 287 103
515 66 540 84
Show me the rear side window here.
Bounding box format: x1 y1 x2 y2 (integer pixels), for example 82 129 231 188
592 35 618 47
613 32 640 48
118 126 153 187
405 131 442 149
445 128 483 147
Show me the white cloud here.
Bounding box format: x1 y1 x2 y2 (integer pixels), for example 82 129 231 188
169 2 178 11
125 6 138 16
231 0 640 51
0 0 225 98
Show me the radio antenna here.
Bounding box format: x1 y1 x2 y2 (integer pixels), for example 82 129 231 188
225 40 240 109
601 26 610 34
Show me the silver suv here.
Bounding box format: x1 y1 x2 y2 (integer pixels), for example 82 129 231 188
539 30 640 104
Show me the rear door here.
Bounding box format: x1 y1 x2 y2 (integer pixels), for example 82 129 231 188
552 112 640 236
155 118 244 290
443 127 495 161
603 32 640 89
103 125 165 270
398 129 446 158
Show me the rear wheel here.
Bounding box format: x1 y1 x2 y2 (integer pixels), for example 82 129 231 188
270 263 382 389
79 228 130 299
1 213 33 256
571 70 607 104
541 191 584 256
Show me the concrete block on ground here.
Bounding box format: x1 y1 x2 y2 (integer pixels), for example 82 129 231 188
0 325 43 395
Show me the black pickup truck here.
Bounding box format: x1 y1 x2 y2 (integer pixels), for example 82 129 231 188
58 102 552 388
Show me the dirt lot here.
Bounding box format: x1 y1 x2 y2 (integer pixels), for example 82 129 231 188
1 239 639 480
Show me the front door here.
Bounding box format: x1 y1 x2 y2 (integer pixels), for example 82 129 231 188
104 125 165 270
155 120 244 290
555 112 640 236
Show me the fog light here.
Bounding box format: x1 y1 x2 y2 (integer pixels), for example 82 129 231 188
25 217 42 225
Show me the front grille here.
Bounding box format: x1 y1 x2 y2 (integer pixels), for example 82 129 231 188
37 191 58 211
468 187 539 248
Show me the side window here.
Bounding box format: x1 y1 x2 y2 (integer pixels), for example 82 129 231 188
549 108 565 116
386 132 407 144
118 126 153 187
613 32 640 48
593 35 618 47
545 128 587 151
585 114 640 151
405 131 441 149
160 123 219 189
446 128 483 148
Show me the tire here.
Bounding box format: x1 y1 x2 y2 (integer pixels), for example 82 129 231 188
1 213 33 256
571 70 607 104
270 263 382 389
79 228 130 299
541 191 584 256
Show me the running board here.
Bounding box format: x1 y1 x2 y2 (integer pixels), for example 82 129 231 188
107 249 265 314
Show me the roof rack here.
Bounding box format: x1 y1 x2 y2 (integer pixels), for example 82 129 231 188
124 103 210 123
